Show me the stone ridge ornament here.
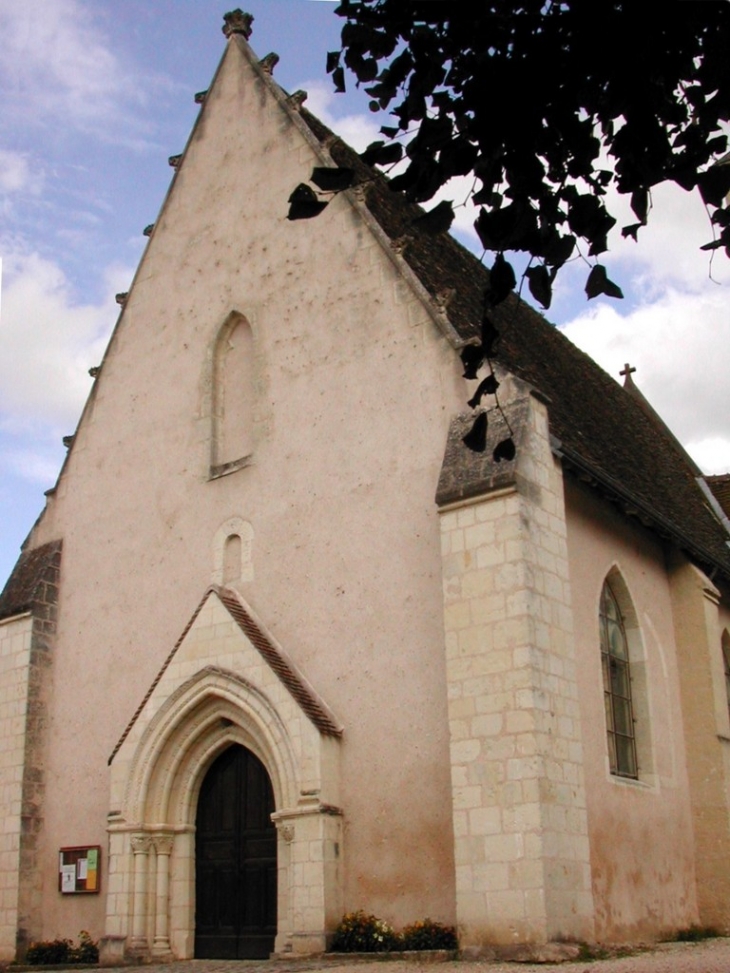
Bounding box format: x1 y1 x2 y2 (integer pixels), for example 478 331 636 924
222 9 253 39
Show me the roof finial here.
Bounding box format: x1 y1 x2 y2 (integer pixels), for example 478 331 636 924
620 362 637 387
222 9 254 39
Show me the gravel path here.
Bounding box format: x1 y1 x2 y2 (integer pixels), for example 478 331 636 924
38 937 729 973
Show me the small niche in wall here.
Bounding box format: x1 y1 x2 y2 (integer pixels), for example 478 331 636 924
58 846 101 894
213 518 254 586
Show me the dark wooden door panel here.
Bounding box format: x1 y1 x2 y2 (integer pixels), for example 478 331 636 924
195 745 276 958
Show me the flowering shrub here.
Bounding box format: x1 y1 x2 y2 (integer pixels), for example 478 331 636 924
401 918 458 951
330 912 458 952
26 939 72 965
330 911 399 952
26 931 99 965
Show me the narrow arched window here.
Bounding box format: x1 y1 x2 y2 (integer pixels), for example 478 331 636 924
223 534 242 585
600 580 638 779
211 315 255 476
722 631 730 720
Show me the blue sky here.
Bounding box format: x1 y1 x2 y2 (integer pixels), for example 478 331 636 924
1 0 729 584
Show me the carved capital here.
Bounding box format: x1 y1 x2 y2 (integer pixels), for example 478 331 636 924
152 834 174 856
222 10 253 39
130 834 152 855
277 824 295 843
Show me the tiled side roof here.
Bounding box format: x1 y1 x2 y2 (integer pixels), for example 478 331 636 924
300 109 730 581
0 541 62 622
707 475 730 519
214 586 343 737
110 586 342 764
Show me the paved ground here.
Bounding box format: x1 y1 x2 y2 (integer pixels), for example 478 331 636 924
34 937 730 973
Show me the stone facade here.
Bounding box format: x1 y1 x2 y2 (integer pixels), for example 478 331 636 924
0 16 729 964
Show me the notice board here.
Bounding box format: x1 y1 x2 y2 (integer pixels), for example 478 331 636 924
58 846 100 894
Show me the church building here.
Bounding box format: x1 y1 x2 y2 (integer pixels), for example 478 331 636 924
1 11 730 963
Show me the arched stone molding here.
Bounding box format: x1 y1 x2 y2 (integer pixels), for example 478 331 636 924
124 667 299 823
103 666 342 961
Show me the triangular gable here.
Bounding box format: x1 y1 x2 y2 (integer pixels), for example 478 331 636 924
109 585 341 764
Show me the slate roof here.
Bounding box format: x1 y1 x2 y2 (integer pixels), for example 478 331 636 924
0 540 62 622
300 108 730 582
707 475 730 519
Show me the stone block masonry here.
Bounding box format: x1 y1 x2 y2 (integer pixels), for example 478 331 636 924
439 392 594 950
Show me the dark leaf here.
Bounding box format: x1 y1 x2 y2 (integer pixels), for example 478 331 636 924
326 51 341 74
380 125 400 138
360 141 403 166
621 223 642 241
332 66 346 94
525 264 552 309
542 232 575 267
481 313 500 357
460 344 484 380
439 137 478 178
462 412 488 453
486 253 516 307
287 183 329 220
700 238 725 251
568 194 616 247
697 166 730 208
474 201 537 252
412 200 454 235
493 437 516 463
630 188 649 224
467 374 500 409
360 57 379 83
585 264 624 300
310 167 356 192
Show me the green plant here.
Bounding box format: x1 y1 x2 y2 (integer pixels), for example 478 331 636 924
401 918 457 951
26 931 99 965
69 930 99 963
330 911 399 952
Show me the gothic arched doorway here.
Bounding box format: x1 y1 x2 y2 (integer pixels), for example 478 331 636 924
195 744 277 958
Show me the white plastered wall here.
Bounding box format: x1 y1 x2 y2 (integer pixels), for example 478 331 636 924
22 26 463 945
565 479 699 940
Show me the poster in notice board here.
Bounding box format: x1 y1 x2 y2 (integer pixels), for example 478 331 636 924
58 847 100 894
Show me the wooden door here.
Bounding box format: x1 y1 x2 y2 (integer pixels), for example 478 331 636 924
195 745 277 958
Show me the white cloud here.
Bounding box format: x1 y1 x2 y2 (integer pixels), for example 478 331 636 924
0 250 120 429
0 446 63 486
0 0 172 143
299 80 381 152
560 287 730 475
0 149 42 195
599 181 730 297
686 438 730 476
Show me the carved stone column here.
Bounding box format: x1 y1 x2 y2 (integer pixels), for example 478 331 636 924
130 835 152 950
152 834 174 955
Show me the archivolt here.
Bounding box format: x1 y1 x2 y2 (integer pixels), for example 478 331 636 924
123 666 298 825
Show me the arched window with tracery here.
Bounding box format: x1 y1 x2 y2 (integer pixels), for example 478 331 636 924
600 579 638 779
